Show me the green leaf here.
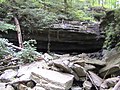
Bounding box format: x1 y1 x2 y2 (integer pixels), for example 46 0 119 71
0 22 15 32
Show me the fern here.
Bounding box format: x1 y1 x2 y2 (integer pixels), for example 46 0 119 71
15 40 40 63
0 38 14 59
0 22 15 33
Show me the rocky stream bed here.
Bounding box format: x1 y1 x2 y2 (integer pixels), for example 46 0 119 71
0 20 120 90
0 41 120 90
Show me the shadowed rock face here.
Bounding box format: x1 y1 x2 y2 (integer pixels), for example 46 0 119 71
0 21 105 53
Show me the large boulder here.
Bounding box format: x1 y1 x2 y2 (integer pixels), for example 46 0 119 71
30 69 74 90
99 52 120 77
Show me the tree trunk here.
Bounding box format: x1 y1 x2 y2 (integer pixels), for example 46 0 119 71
14 17 23 48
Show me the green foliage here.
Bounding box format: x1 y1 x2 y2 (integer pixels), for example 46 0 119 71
15 40 40 63
0 38 40 63
18 8 57 30
0 0 6 3
0 22 15 33
0 0 119 32
0 0 58 31
0 38 14 59
103 8 120 50
68 9 94 21
87 0 119 9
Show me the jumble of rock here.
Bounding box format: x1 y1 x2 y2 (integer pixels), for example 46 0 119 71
0 49 120 90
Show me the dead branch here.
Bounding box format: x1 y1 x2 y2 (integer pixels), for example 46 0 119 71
5 42 23 50
0 65 19 71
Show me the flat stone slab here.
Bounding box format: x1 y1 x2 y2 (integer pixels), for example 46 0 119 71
0 69 17 82
30 69 74 90
0 83 14 90
17 61 48 81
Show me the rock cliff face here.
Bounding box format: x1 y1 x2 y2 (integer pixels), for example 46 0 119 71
0 21 105 52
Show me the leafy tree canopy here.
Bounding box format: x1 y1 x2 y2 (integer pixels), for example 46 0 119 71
1 0 117 31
